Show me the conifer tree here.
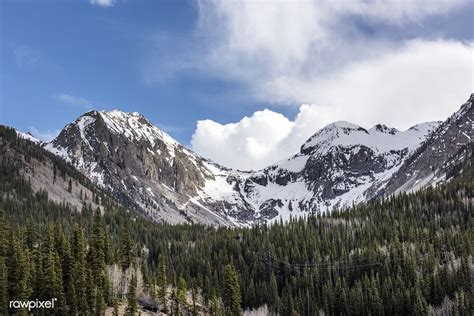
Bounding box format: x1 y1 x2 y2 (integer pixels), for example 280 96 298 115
0 256 7 315
7 234 29 313
157 255 168 312
209 290 223 316
72 225 88 313
191 281 198 316
177 277 187 305
126 272 138 316
223 263 241 316
412 287 428 316
90 208 110 304
120 223 134 271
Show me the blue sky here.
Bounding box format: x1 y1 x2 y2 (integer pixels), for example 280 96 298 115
1 0 272 143
1 0 473 169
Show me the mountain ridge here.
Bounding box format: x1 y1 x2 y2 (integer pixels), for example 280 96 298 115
20 93 472 225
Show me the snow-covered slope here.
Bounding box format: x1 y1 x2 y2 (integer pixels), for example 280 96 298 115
195 120 439 223
42 95 472 226
44 110 241 226
16 130 41 144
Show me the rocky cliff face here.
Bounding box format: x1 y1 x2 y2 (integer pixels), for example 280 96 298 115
383 94 473 194
200 120 439 222
43 95 472 226
44 110 237 225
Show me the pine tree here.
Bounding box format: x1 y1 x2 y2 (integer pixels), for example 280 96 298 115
459 256 471 294
72 225 88 313
412 286 428 316
209 290 223 316
90 208 110 305
41 228 66 315
126 272 138 316
7 234 29 313
0 256 8 315
95 290 106 316
223 263 241 316
269 272 279 307
120 223 134 271
191 281 198 316
157 255 168 312
177 277 187 304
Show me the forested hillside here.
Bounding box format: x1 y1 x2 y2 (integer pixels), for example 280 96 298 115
0 126 472 315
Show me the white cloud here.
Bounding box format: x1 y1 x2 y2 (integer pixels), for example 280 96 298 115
188 105 352 170
90 0 115 7
55 93 93 108
192 105 341 170
187 1 473 170
263 40 474 128
192 110 294 170
191 41 473 170
195 0 470 82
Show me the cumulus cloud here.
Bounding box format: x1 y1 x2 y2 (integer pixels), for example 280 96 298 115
191 39 473 170
192 105 337 170
186 1 473 170
192 110 294 170
90 0 115 7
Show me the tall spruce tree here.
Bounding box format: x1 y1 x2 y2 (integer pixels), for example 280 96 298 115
72 225 88 314
157 255 168 312
223 263 241 316
126 272 138 316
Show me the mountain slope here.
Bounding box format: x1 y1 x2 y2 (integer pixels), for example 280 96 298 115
198 120 439 222
0 126 106 213
383 93 473 194
41 95 472 225
44 110 238 225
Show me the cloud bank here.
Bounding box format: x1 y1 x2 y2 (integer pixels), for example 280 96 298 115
184 1 474 169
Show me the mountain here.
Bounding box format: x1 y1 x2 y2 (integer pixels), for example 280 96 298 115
44 110 239 226
2 123 472 315
42 95 472 225
0 126 105 213
204 121 439 222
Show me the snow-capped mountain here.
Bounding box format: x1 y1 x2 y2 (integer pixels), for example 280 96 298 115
44 110 239 226
43 95 473 225
198 120 439 222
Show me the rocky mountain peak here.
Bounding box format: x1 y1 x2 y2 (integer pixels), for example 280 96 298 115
370 124 399 135
301 121 368 153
